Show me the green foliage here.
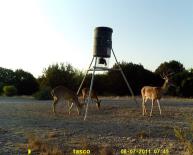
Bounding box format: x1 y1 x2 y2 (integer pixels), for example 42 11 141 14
107 62 161 95
83 74 109 95
155 61 193 97
174 119 193 154
189 68 193 73
167 71 193 97
14 69 39 95
0 67 39 96
33 87 52 100
26 133 63 154
181 77 193 97
155 60 185 74
1 60 193 97
0 67 16 93
174 127 186 141
3 85 17 96
0 67 16 84
39 63 83 91
0 82 4 95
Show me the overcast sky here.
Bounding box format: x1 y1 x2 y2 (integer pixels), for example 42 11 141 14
0 0 193 77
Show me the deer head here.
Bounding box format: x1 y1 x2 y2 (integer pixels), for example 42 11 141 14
160 72 175 87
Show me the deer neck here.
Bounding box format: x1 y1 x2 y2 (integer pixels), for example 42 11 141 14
161 80 169 93
76 98 83 108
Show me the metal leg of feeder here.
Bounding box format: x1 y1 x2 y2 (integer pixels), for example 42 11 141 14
84 57 97 120
112 49 138 106
77 57 94 95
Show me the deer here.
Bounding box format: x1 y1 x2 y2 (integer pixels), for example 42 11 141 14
51 86 84 115
81 87 101 110
141 72 174 117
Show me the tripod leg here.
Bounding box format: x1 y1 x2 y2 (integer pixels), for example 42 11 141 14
84 57 97 120
77 57 94 95
112 49 138 106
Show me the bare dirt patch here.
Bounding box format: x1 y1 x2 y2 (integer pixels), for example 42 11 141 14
0 96 193 154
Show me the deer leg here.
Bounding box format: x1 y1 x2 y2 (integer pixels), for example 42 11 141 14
67 100 70 108
150 99 155 117
68 102 74 115
142 97 146 115
142 97 148 115
76 105 81 115
96 100 101 110
95 97 101 110
157 99 162 115
52 97 58 114
144 98 147 114
143 97 148 115
83 95 86 103
74 100 81 115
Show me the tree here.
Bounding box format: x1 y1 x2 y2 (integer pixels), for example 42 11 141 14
167 70 190 96
181 77 193 97
155 60 185 75
0 67 16 94
39 63 83 91
14 69 39 95
107 62 161 95
82 73 109 95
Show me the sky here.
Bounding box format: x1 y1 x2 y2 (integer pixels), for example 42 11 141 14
0 0 193 77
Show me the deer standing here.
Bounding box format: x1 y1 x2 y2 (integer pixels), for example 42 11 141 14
51 86 84 115
141 73 173 116
81 87 101 110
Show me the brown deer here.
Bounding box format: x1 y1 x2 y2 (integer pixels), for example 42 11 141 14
51 86 84 115
141 73 173 116
81 87 101 110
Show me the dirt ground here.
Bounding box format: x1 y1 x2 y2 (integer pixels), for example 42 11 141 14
0 96 193 155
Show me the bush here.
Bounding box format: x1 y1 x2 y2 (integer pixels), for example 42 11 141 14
174 117 193 154
3 85 17 96
181 77 193 97
0 67 16 84
39 63 83 91
0 82 4 95
33 87 52 100
14 69 39 95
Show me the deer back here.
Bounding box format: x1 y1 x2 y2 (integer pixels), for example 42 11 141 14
82 88 99 99
141 86 162 99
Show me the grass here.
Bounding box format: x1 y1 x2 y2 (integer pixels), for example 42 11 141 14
0 96 193 154
20 133 115 155
24 133 64 155
174 117 193 155
99 145 114 155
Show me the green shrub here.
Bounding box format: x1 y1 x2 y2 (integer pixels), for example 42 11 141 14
3 85 17 96
174 118 193 154
33 87 52 100
14 69 39 95
0 82 4 95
